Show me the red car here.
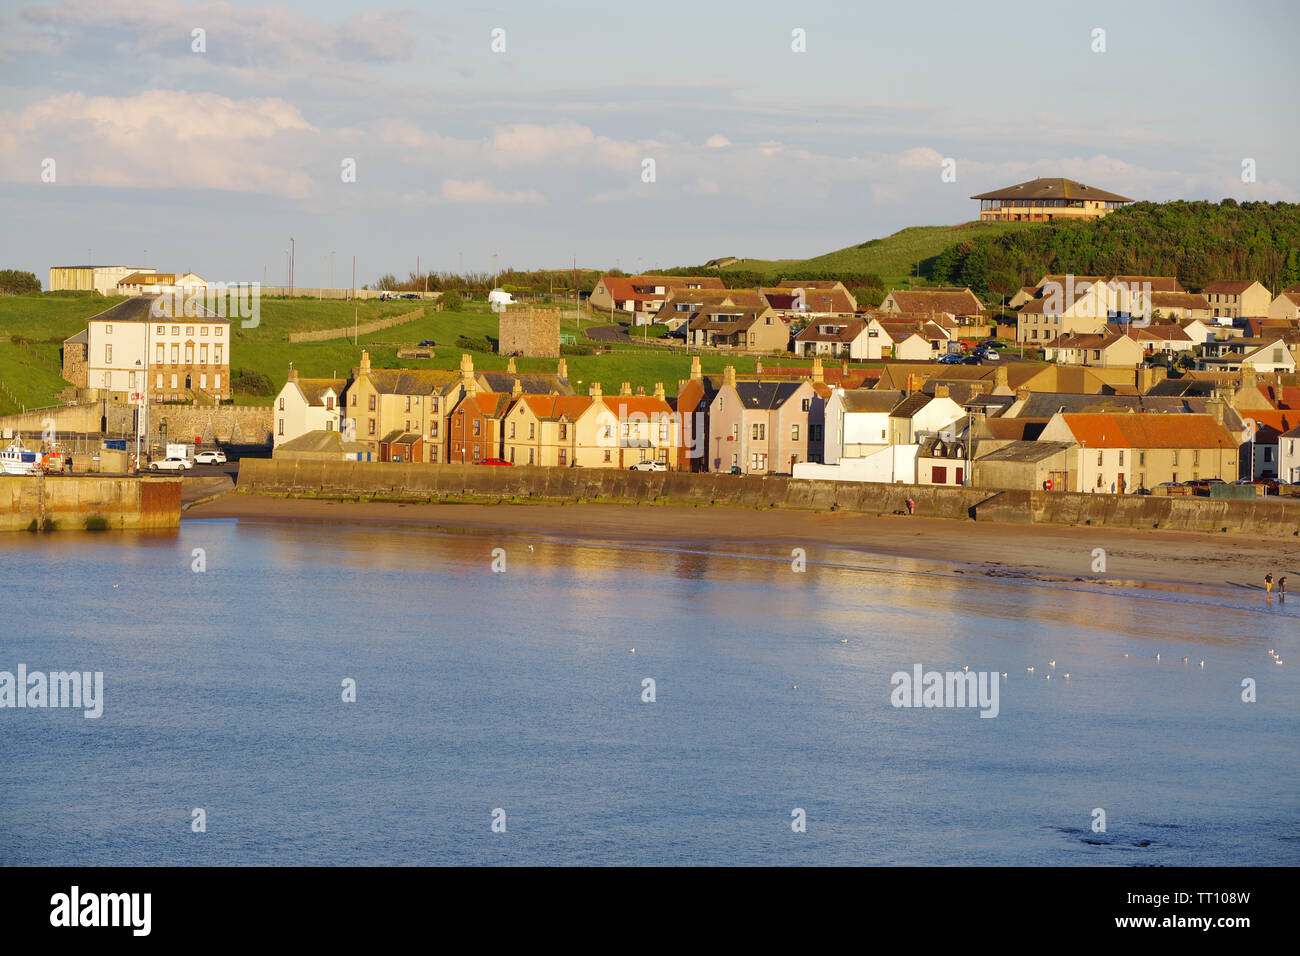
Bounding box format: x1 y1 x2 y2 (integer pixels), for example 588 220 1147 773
478 458 513 466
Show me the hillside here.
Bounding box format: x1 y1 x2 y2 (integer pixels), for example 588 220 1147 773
694 221 1034 283
928 200 1300 297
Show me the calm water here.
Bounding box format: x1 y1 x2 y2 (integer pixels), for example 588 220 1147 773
1 517 1297 866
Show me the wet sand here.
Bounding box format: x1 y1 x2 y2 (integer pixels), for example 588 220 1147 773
187 493 1300 598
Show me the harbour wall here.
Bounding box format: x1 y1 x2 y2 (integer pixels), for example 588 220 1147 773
236 460 1300 538
0 475 182 532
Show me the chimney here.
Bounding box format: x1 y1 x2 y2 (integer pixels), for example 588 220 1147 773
287 363 298 382
460 353 475 390
620 381 632 396
511 379 523 399
1206 396 1225 425
755 358 764 375
723 364 737 388
1137 366 1153 394
690 355 703 381
1016 387 1030 403
653 381 665 401
811 356 824 384
934 384 950 399
359 350 371 374
1241 363 1258 390
589 381 602 399
994 366 1008 389
557 358 568 380
506 357 517 374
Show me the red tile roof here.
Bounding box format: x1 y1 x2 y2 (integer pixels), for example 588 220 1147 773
1059 413 1235 449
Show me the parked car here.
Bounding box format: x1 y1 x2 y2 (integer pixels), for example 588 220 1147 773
148 457 192 472
194 450 226 465
478 458 512 466
418 339 437 347
981 339 1008 349
961 355 982 365
630 460 667 472
976 348 1000 361
938 353 965 365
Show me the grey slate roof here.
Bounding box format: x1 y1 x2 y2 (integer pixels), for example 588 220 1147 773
977 440 1075 463
733 381 804 410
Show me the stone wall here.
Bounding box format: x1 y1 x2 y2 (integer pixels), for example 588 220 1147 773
0 475 181 532
498 307 560 358
287 308 424 343
104 403 274 445
236 459 1300 538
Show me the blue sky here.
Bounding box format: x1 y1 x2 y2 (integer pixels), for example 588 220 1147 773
1 0 1295 287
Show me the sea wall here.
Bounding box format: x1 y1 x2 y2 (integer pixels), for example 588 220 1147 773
235 459 1300 538
0 475 181 532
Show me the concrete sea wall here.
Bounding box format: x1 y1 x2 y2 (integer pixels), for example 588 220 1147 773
236 460 1300 538
0 475 181 532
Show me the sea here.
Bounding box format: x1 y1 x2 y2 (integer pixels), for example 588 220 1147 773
2 517 1297 866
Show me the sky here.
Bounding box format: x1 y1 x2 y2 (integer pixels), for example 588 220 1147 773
1 0 1296 288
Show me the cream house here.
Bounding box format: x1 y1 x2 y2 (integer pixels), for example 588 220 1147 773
344 351 465 461
274 368 347 447
1269 291 1300 321
1202 280 1272 319
1045 331 1145 368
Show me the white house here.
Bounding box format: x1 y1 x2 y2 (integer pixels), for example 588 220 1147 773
822 388 903 463
1279 424 1300 484
888 390 965 444
274 368 349 447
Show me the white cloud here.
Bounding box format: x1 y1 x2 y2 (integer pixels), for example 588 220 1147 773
0 90 319 196
438 179 544 205
705 134 730 148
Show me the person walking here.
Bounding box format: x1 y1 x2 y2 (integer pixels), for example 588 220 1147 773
1264 572 1273 596
906 497 915 516
1279 576 1287 600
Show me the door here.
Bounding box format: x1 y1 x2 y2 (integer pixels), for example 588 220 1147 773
1048 470 1068 491
1117 473 1125 494
955 467 964 486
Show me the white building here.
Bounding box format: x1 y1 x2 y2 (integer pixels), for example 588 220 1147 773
822 388 903 464
49 265 154 296
274 369 349 447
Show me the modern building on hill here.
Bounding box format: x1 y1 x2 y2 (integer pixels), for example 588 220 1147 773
971 177 1134 222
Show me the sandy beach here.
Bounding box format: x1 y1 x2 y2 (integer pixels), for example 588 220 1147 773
187 492 1300 598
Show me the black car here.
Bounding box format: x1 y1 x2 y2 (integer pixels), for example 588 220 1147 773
418 339 436 347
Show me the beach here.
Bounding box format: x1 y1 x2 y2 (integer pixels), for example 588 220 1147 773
188 493 1300 597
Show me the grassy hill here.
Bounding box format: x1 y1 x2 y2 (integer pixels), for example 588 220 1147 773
0 294 807 413
707 221 1034 285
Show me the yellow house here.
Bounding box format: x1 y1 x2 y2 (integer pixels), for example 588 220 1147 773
344 350 464 461
1202 280 1272 319
502 393 596 467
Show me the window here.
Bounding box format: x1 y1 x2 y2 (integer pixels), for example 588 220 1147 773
214 374 221 389
200 345 208 364
156 325 164 334
185 327 194 335
528 449 535 465
431 447 439 463
326 421 333 431
1194 450 1201 465
368 419 376 436
105 345 112 362
405 396 411 412
170 326 179 335
791 424 800 441
1118 450 1124 466
1097 450 1103 466
279 397 285 411
156 344 164 363
801 398 810 412
214 346 222 364
933 466 947 484
170 374 178 389
472 420 481 437
215 327 222 337
368 395 376 411
185 344 193 364
1096 474 1104 488
102 372 111 387
351 393 357 406
473 446 481 462
659 422 668 442
129 371 135 389
156 373 162 388
278 419 284 435
811 424 822 442
1139 451 1146 466
509 447 515 464
171 345 179 363
604 450 611 462
559 424 568 440
529 423 535 440
200 326 208 336
432 397 439 413
105 325 112 334
509 422 516 438
1171 451 1179 466
200 374 207 390
431 422 438 438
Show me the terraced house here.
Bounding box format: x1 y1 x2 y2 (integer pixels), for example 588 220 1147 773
449 386 516 464
707 367 815 474
1038 412 1238 492
1202 280 1272 319
344 351 464 462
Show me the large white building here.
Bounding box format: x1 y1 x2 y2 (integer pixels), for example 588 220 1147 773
49 265 154 296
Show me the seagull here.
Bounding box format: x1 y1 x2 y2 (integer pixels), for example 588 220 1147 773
792 684 797 689
629 648 635 654
961 665 969 672
1155 653 1161 661
112 584 120 589
1182 657 1189 663
839 639 848 644
1048 660 1056 668
1123 653 1130 658
1063 673 1071 679
528 544 534 552
1000 673 1008 679
1045 674 1051 680
1277 659 1285 665
1027 666 1034 672
1199 661 1205 668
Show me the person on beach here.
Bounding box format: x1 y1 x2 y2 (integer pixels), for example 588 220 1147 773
1279 576 1287 599
1264 572 1273 596
906 498 915 516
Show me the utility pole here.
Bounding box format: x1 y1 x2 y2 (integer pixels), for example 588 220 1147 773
352 255 356 302
290 237 295 297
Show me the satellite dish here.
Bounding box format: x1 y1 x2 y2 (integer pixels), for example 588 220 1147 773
488 288 515 307
939 428 955 443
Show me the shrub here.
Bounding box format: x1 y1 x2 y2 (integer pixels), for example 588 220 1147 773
440 291 464 311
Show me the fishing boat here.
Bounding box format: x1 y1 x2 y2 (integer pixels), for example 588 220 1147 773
1 438 43 476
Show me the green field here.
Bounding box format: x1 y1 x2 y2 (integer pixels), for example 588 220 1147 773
0 294 831 413
712 220 1034 284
